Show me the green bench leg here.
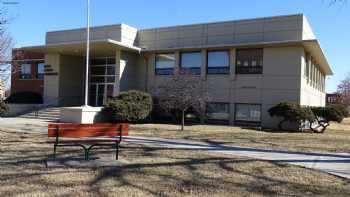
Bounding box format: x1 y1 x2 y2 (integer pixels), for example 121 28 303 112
53 144 57 160
116 143 119 160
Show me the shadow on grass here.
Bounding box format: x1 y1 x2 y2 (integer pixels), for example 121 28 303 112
1 130 350 197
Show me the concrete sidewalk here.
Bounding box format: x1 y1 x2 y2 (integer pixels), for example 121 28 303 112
125 136 350 179
0 117 49 133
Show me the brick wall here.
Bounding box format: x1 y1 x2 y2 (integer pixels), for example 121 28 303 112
11 49 44 96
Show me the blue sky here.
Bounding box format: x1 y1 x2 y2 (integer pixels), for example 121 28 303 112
4 0 350 92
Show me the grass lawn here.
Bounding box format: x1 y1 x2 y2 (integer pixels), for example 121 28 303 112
1 129 350 196
130 118 350 153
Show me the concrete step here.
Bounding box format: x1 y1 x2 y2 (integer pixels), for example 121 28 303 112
18 107 62 121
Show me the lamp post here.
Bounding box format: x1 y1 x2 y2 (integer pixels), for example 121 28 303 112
84 0 90 106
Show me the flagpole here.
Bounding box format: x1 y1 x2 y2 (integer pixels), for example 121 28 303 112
84 0 90 106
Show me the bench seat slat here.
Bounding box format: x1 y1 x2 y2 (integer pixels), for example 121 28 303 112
47 139 122 144
47 123 129 138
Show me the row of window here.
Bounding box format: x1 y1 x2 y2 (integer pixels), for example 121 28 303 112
155 49 263 75
304 54 325 92
205 103 261 124
20 63 45 79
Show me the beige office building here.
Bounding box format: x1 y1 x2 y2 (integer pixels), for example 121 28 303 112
20 14 332 128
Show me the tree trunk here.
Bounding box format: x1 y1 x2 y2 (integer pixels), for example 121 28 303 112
278 119 286 131
181 110 185 131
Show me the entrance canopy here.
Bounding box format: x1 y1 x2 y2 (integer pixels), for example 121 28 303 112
20 39 141 57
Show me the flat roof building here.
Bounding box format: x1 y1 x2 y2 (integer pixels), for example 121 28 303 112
14 14 332 128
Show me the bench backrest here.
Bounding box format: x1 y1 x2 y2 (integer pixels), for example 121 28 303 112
48 123 129 138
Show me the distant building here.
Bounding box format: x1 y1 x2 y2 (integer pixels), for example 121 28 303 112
326 93 340 104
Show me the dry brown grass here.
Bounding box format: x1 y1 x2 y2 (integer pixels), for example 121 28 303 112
130 118 350 153
1 129 350 196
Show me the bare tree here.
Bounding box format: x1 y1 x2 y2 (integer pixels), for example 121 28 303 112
337 74 350 106
0 8 13 90
153 74 209 131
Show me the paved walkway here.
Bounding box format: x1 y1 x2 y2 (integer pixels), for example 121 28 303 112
125 136 350 179
1 117 349 179
0 117 49 133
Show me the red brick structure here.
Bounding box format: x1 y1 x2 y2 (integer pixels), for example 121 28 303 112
326 93 341 105
11 49 45 96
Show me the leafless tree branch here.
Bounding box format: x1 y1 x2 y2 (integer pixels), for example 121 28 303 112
153 73 210 131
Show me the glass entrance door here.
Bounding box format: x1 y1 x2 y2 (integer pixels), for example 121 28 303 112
88 57 116 106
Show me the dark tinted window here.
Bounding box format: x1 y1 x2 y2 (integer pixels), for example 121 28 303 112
236 49 263 74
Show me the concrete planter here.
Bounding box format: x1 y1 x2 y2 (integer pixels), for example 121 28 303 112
60 106 104 124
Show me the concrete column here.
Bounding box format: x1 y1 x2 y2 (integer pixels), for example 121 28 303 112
146 53 155 92
174 51 180 77
230 48 236 81
316 66 318 90
314 63 317 89
44 54 60 106
201 49 207 80
229 48 236 125
307 53 311 83
114 49 121 96
311 61 315 87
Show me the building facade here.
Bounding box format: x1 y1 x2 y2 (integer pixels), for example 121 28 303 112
16 14 333 128
11 50 45 97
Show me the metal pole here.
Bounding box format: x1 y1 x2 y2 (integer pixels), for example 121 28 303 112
84 0 90 106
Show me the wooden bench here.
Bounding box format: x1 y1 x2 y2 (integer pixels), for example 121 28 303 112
48 123 129 160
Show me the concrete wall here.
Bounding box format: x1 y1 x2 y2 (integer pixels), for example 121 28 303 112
44 54 60 105
300 50 326 107
121 24 138 47
146 46 304 128
45 14 312 51
119 51 146 92
302 15 316 40
58 55 85 106
46 25 123 44
44 54 85 106
138 14 304 50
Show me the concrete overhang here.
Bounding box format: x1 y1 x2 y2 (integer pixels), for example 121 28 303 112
19 39 141 57
143 39 333 76
302 39 333 75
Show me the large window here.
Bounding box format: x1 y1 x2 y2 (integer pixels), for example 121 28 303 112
89 57 116 106
20 64 31 79
207 51 230 74
155 53 175 75
36 63 45 79
236 49 263 74
235 104 261 124
180 52 201 75
206 102 230 124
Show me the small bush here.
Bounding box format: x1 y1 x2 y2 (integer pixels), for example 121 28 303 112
104 90 153 122
268 102 315 131
0 100 9 116
328 104 348 118
6 91 43 104
311 104 347 133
